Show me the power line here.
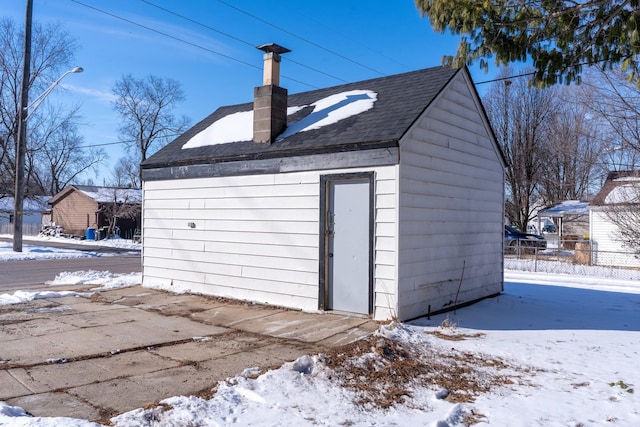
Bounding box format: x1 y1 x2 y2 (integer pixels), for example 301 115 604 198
474 59 613 85
213 0 386 76
78 140 127 149
283 3 412 71
69 0 319 89
139 0 349 83
76 132 187 150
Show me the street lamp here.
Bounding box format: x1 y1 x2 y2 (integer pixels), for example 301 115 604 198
12 66 84 252
26 67 83 120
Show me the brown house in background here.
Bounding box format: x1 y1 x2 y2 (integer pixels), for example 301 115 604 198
48 185 141 239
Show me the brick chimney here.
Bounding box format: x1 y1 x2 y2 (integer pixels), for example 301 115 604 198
253 43 290 143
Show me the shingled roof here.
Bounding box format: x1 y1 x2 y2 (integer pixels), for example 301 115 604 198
591 170 640 206
142 66 460 170
48 185 142 205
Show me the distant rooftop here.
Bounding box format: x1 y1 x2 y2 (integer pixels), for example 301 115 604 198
538 200 589 217
591 170 640 206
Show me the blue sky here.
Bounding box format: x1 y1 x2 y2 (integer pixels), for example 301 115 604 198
4 0 500 184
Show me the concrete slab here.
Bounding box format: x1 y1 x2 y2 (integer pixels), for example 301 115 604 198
0 300 70 324
54 306 157 328
39 324 146 358
0 336 69 366
0 283 379 422
198 341 315 379
317 320 382 347
6 351 185 397
0 370 32 399
149 331 267 362
91 286 165 303
43 295 93 306
104 316 229 345
231 311 373 342
127 364 223 400
191 304 282 327
37 316 227 360
8 359 111 394
69 376 185 416
0 318 77 340
83 341 314 415
136 295 229 317
7 391 102 420
100 293 171 307
89 350 183 377
54 301 124 313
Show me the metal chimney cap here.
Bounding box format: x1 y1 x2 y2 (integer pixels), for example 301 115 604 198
256 43 291 55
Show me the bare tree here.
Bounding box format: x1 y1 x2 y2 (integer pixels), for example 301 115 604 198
580 67 640 172
112 74 189 185
27 105 105 195
537 87 604 204
580 71 640 252
0 18 80 196
110 156 139 189
483 68 557 231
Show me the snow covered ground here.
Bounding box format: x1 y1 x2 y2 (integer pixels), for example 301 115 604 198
0 270 141 305
0 234 140 261
0 242 639 426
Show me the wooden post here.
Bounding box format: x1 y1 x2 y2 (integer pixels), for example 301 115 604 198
12 0 32 252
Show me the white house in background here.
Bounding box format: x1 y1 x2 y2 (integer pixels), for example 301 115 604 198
140 44 506 321
0 196 51 234
537 200 590 237
590 171 640 267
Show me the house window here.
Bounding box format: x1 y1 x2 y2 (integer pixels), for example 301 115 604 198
9 214 14 224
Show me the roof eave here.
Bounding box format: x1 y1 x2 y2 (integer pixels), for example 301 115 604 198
141 139 399 170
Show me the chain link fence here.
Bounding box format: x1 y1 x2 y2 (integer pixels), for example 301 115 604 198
505 236 640 280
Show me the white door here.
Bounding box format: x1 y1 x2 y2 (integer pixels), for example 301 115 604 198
327 179 371 314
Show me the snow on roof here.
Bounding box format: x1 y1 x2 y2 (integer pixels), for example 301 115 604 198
605 182 640 204
613 176 640 182
0 196 51 212
78 187 142 204
591 170 640 206
181 90 377 149
538 200 589 217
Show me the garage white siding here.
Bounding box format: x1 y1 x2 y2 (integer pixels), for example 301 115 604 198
396 72 504 320
143 165 398 316
590 209 639 267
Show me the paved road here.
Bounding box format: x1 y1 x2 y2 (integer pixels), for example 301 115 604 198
0 236 138 255
0 237 141 292
0 255 141 292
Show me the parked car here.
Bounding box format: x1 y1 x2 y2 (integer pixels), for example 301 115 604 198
527 222 556 234
542 223 556 233
504 225 547 253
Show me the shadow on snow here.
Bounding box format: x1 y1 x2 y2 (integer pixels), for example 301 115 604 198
411 281 640 332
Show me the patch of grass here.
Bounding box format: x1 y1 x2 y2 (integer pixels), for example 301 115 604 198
609 380 634 393
572 382 589 389
319 334 531 417
425 330 485 341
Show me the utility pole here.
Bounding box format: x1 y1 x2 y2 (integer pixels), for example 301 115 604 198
12 0 33 252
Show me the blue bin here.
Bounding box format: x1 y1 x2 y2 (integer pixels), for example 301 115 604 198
86 227 96 240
